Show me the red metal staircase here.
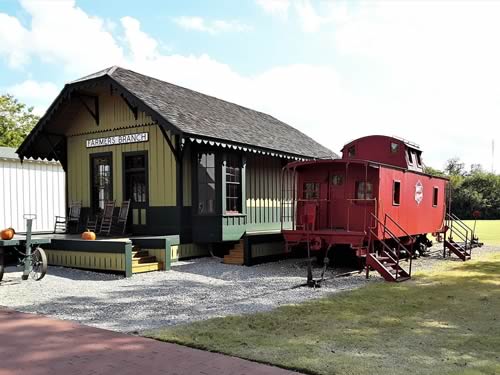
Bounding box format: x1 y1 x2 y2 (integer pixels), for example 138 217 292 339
443 213 480 261
366 213 413 282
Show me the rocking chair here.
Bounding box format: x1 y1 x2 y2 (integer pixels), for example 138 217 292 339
99 201 116 235
54 201 82 233
86 201 115 234
111 200 131 235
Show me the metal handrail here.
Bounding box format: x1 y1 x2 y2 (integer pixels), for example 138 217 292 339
384 214 415 242
448 214 470 235
446 213 469 250
450 213 475 234
369 212 412 279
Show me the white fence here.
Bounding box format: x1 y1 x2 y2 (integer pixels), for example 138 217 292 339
0 156 65 233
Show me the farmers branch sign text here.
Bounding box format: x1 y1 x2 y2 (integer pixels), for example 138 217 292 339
86 132 149 148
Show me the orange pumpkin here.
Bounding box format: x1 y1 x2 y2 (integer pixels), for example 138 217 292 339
81 230 96 241
1 227 15 240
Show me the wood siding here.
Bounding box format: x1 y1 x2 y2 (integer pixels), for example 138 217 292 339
46 250 126 272
0 159 65 232
66 93 176 208
245 155 293 232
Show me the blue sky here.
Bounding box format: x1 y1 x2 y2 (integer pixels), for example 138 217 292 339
0 0 499 171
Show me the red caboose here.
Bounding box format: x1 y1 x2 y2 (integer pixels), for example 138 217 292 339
281 135 449 281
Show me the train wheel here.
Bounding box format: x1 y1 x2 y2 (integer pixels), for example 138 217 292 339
30 248 47 281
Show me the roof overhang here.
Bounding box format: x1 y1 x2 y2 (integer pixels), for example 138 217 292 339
186 135 314 161
16 74 183 169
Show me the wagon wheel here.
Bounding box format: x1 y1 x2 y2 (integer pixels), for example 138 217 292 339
0 260 4 282
30 247 47 281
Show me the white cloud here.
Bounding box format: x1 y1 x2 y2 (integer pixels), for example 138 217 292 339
255 0 290 18
7 80 59 100
4 80 60 115
121 16 158 61
0 0 124 73
173 16 251 34
0 13 31 68
1 0 500 170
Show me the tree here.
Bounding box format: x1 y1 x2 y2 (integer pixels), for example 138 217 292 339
0 94 39 148
444 157 466 176
423 165 445 177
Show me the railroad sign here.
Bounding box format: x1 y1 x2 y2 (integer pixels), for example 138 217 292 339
415 180 423 205
86 132 149 148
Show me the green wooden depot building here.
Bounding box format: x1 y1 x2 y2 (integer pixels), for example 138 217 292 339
18 66 335 273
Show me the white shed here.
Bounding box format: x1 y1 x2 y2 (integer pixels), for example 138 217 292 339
0 146 65 233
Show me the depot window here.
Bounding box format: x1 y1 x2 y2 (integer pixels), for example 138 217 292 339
393 180 401 205
303 182 320 199
197 152 216 214
433 187 439 207
356 181 373 199
225 155 242 213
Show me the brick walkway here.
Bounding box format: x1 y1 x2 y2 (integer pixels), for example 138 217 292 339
0 308 301 375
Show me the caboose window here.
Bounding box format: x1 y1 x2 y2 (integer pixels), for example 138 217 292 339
416 152 422 166
391 142 399 153
348 146 356 158
407 150 414 164
331 175 343 185
303 182 320 199
393 181 401 205
433 187 439 207
356 181 373 199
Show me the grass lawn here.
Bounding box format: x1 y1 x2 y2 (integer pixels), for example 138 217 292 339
463 220 500 245
147 251 500 375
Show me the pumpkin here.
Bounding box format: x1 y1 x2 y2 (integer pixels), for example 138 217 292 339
81 230 96 241
1 227 15 240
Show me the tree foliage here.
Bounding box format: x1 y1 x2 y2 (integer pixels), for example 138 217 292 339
429 158 500 219
0 94 39 148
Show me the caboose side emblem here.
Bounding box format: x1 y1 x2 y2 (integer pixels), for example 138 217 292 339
415 180 424 205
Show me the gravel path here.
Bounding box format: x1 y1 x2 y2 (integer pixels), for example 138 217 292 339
1 244 497 333
0 257 371 333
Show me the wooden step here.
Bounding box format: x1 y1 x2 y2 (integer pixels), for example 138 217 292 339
132 256 158 264
223 258 244 265
132 250 149 258
132 261 163 273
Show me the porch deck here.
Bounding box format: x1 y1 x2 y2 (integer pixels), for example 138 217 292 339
5 233 188 277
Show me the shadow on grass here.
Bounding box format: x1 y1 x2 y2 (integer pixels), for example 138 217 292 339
147 252 500 375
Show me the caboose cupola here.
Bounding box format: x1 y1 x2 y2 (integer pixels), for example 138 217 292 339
341 135 424 172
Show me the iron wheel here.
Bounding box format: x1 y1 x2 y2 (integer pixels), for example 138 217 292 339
30 247 47 281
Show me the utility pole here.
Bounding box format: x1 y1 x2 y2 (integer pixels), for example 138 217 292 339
492 139 495 173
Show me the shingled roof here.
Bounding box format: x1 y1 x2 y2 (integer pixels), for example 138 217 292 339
18 66 337 161
110 67 335 159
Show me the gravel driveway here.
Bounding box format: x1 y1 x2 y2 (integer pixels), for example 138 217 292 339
1 244 497 333
0 256 371 333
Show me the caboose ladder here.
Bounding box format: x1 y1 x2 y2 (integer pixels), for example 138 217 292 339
443 213 481 261
366 214 413 282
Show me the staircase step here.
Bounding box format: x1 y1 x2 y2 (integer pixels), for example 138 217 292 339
132 250 149 258
224 259 243 266
132 262 163 273
132 256 158 264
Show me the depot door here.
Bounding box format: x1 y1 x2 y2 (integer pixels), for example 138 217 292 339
123 152 148 232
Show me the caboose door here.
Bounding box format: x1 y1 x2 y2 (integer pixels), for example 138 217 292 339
329 173 347 230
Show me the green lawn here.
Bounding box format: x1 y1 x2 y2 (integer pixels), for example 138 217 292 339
147 251 500 375
463 220 500 245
